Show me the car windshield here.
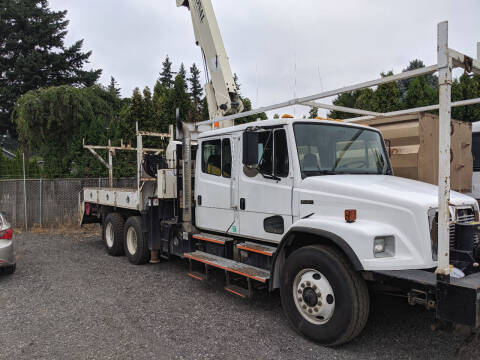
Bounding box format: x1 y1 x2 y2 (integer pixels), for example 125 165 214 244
293 122 391 178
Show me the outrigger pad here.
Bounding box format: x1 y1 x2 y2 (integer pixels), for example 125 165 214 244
436 273 480 328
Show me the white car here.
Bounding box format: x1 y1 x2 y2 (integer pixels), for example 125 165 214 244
0 212 15 275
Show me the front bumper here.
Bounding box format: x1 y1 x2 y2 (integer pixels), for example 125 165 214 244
0 239 15 266
371 270 480 328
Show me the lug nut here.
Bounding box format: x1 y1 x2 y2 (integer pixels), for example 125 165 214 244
301 283 305 288
306 281 311 286
302 305 307 309
308 309 313 313
312 285 317 290
298 298 303 302
314 307 319 312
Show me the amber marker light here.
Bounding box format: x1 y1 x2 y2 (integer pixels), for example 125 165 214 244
345 209 357 223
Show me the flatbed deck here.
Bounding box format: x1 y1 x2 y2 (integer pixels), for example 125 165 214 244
83 187 140 210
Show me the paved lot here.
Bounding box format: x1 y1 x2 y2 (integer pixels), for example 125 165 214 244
1 232 479 359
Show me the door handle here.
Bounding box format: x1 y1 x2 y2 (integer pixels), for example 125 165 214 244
197 195 202 206
240 198 246 210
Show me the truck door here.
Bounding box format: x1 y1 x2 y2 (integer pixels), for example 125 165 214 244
195 136 235 233
238 128 293 243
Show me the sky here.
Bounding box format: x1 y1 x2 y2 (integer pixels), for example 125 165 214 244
49 0 480 118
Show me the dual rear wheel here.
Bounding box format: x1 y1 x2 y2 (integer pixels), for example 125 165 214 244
102 213 150 265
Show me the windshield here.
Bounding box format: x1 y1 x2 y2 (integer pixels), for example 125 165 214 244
293 122 391 178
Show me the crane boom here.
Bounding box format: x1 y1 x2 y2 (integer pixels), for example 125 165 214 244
177 0 243 127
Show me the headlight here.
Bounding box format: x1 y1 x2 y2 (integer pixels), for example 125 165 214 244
373 236 395 258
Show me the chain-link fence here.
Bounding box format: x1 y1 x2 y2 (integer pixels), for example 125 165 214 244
0 178 136 228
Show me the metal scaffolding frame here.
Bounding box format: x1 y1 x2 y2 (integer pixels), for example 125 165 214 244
83 124 173 189
196 21 480 277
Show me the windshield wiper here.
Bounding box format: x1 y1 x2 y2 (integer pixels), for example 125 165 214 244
303 170 341 176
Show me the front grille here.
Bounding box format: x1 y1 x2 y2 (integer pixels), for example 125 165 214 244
430 207 478 260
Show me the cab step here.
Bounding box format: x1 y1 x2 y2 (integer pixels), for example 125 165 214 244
193 233 233 245
187 271 206 281
184 251 270 283
236 241 276 256
224 284 250 298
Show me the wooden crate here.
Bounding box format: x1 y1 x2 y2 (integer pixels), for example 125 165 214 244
358 113 472 193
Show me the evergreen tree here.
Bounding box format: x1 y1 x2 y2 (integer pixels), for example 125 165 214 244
142 86 154 129
328 90 363 119
233 73 241 94
273 113 280 119
374 71 402 112
398 59 438 100
405 76 436 109
160 55 174 88
309 107 319 118
172 73 192 123
108 76 121 98
0 0 102 137
235 98 267 125
452 74 480 123
178 63 188 91
189 63 203 108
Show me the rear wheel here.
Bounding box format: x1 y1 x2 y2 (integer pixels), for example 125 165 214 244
103 213 125 256
124 216 150 265
280 244 369 346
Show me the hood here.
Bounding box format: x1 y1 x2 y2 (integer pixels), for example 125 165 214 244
301 175 476 209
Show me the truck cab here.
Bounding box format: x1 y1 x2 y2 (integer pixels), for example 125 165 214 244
195 118 478 272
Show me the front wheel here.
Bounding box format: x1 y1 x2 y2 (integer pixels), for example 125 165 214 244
280 245 369 346
124 216 150 265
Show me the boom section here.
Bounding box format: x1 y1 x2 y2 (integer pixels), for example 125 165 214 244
177 0 243 124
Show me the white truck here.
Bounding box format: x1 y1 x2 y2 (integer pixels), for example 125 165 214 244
79 1 480 346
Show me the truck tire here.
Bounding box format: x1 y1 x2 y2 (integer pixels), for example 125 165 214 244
124 216 150 265
0 264 16 275
103 213 125 256
280 244 369 346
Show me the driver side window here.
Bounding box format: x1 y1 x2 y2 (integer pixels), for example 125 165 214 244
257 129 289 178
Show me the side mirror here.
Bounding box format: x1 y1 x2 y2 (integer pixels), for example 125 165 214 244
243 132 259 166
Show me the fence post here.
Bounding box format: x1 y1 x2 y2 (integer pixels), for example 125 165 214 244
22 153 27 230
39 177 42 227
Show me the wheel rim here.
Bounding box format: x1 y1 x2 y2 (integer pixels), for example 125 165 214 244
105 223 114 248
126 227 137 255
293 268 335 325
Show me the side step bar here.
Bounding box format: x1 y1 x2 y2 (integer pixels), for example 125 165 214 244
185 251 270 283
193 233 232 245
236 241 276 257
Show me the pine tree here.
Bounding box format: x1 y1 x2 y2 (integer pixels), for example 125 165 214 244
398 59 438 100
130 88 144 133
309 107 319 118
405 76 436 109
273 113 280 119
160 55 174 88
374 71 402 112
0 0 102 137
178 63 188 91
142 86 154 129
108 76 121 98
233 73 241 94
189 63 203 108
172 73 192 123
235 98 267 125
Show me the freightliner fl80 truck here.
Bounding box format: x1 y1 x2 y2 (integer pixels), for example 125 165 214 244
79 0 480 346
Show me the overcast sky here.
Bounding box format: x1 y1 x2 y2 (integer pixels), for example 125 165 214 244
49 0 480 118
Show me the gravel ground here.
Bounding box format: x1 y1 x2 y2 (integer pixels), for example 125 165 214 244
1 232 479 359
